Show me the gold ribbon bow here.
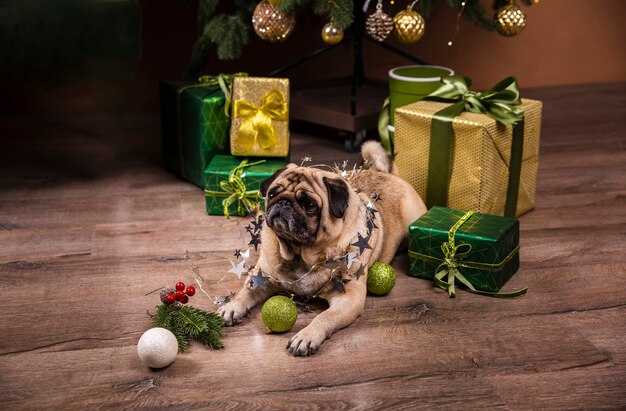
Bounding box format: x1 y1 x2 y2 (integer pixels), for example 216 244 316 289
233 89 288 151
204 160 265 219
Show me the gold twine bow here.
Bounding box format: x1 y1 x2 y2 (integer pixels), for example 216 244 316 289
233 89 288 151
410 210 527 298
203 160 265 219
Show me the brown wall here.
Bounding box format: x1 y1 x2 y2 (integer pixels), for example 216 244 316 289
137 0 626 102
3 0 625 113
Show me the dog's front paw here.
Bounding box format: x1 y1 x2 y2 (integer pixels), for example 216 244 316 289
217 300 249 326
287 325 326 356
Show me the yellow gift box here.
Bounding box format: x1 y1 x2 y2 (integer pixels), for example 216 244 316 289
230 77 290 157
395 96 542 217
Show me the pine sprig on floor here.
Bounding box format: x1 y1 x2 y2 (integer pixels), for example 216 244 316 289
150 303 225 352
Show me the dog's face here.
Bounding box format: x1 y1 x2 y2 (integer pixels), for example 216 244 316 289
260 165 352 247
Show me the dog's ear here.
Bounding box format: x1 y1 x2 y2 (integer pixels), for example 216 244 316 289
323 176 350 219
260 165 290 197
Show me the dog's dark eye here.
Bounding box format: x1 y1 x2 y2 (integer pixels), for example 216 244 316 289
268 189 277 199
301 199 317 214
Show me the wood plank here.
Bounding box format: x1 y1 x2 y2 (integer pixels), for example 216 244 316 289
0 81 625 409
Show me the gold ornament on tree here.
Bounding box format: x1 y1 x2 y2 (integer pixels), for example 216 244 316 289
366 0 394 42
321 21 344 45
393 0 426 44
252 0 296 43
494 1 527 37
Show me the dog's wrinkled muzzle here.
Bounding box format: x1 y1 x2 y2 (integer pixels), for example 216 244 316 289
267 199 295 232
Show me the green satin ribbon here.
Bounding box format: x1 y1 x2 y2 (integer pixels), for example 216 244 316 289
175 73 247 177
203 159 265 219
233 89 289 151
378 97 392 153
424 76 525 218
408 210 527 298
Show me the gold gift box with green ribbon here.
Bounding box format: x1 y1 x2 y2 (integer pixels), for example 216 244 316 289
230 77 290 157
394 76 542 218
204 155 287 218
409 206 526 298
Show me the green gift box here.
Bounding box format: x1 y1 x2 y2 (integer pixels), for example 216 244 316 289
204 155 287 217
160 74 246 188
408 206 526 297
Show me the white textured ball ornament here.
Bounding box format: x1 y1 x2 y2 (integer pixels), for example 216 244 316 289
137 327 178 369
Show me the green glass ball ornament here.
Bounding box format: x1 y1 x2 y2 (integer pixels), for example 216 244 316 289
261 295 298 333
367 261 397 295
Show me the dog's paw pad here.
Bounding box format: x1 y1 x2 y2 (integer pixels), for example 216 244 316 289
287 327 324 356
217 302 247 326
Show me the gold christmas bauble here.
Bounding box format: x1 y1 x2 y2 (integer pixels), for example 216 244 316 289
321 21 344 45
366 4 394 42
252 0 296 43
393 7 425 44
494 2 526 37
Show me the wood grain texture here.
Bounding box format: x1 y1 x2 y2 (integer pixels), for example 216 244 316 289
0 82 625 410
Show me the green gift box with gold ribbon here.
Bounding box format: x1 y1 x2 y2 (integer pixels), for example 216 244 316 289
408 206 526 298
204 155 287 218
160 73 247 188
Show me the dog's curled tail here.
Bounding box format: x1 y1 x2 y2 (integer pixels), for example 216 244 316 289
361 140 398 175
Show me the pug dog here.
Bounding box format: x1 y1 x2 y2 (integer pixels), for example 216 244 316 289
218 141 427 356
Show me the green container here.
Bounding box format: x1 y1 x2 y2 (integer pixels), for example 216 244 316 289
408 206 520 293
204 155 287 217
388 65 454 140
160 80 232 188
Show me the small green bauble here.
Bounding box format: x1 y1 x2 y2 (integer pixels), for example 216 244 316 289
367 262 397 295
261 295 298 333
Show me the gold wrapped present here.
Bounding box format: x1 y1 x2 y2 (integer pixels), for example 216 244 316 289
230 77 290 157
394 76 542 217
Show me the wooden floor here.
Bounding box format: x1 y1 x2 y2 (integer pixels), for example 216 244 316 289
0 82 625 410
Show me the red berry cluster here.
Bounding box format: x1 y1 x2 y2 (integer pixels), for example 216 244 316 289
164 282 196 305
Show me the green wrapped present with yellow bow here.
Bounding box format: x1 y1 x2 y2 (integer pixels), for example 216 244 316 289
408 206 527 298
204 155 287 218
230 77 290 157
160 73 247 188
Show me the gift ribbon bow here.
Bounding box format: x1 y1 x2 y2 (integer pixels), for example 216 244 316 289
424 76 526 217
408 210 527 298
196 72 247 117
204 159 265 219
233 89 288 151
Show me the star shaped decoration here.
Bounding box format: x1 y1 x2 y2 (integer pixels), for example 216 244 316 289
351 233 372 255
366 201 378 214
331 276 346 293
227 259 248 279
372 193 382 203
366 217 378 234
234 249 242 259
248 233 261 251
344 251 360 269
250 217 263 233
354 264 366 280
241 248 250 261
249 270 270 291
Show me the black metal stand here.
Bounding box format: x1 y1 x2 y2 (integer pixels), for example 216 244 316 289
268 4 427 151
